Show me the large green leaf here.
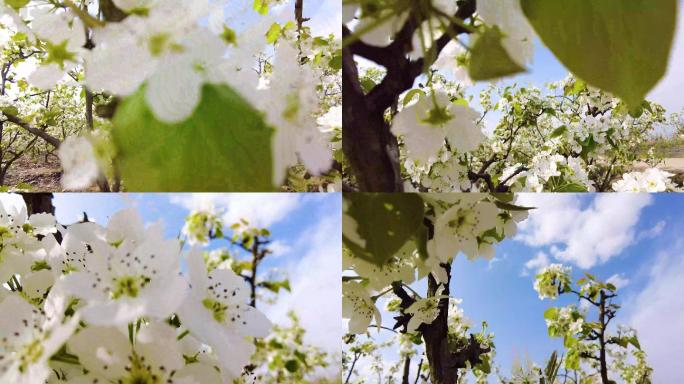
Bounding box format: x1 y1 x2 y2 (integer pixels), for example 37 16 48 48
521 0 677 107
112 84 274 191
343 194 425 266
469 27 526 81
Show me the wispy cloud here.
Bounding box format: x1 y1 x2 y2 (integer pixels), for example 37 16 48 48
627 240 684 382
169 193 302 228
516 194 653 269
264 210 342 357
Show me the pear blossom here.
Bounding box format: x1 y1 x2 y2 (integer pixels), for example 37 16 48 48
0 295 78 384
177 248 271 380
534 264 572 300
27 8 85 90
259 43 332 184
60 210 186 325
317 105 342 131
347 245 416 291
0 200 50 282
477 0 535 67
85 0 224 123
392 92 484 164
57 136 100 191
433 40 472 86
430 196 499 262
405 294 446 332
181 209 223 245
68 322 194 383
613 168 674 192
343 281 381 334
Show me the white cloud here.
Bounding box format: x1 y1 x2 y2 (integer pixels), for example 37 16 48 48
307 1 342 38
516 194 652 269
628 243 684 383
637 220 666 241
268 240 292 258
606 273 630 290
648 1 684 112
264 213 342 358
169 193 302 228
521 251 550 276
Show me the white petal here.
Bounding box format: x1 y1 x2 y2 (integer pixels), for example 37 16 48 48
58 136 99 190
69 326 130 380
28 64 65 91
145 59 203 123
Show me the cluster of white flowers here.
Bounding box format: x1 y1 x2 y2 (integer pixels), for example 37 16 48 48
534 264 572 300
425 194 527 271
504 153 595 193
3 0 339 189
181 208 224 245
342 194 528 334
392 92 484 165
612 168 674 192
0 199 271 383
0 94 11 109
545 305 585 337
404 289 447 332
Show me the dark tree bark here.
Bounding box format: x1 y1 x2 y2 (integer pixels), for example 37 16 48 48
99 0 127 22
392 261 490 384
342 0 477 191
20 193 55 215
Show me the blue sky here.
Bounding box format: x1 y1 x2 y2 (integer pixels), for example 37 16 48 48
450 194 683 379
1 193 343 360
352 194 684 383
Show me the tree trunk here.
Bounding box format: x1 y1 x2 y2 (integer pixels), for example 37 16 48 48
20 193 55 215
402 356 412 384
342 40 403 192
598 291 610 383
342 1 476 192
423 270 460 383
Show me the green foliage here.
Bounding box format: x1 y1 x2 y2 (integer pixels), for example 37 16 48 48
252 312 334 384
112 84 275 191
521 0 677 106
343 193 425 266
469 26 526 81
4 0 29 10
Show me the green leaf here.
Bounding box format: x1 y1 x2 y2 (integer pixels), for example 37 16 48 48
112 84 275 191
259 280 291 293
403 89 426 107
493 200 535 212
284 359 299 372
253 0 269 14
343 194 425 266
329 50 343 71
0 106 19 116
469 26 526 81
549 125 568 139
629 335 641 350
552 182 588 193
360 78 377 93
544 307 558 320
521 0 677 107
5 0 29 10
265 23 282 44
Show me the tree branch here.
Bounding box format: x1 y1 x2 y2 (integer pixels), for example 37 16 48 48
3 114 61 148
